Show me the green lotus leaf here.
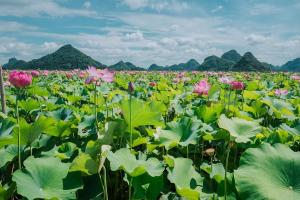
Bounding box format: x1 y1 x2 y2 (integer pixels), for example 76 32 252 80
13 116 56 145
196 103 223 124
120 98 163 128
42 142 77 160
235 143 300 200
0 145 18 168
280 123 300 137
78 115 96 137
129 174 164 200
0 183 15 200
69 152 98 175
167 157 203 200
44 120 72 137
218 114 262 143
107 148 164 177
0 118 15 148
243 90 261 100
12 156 82 200
18 99 41 112
47 107 74 121
157 117 201 150
261 97 295 120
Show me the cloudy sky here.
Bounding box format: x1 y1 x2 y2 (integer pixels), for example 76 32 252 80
0 0 299 67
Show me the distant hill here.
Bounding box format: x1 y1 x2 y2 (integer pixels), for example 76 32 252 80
221 50 242 62
148 64 165 71
3 58 26 69
199 55 236 71
231 52 270 72
2 45 298 72
280 58 300 72
3 44 105 70
148 59 200 71
109 61 145 71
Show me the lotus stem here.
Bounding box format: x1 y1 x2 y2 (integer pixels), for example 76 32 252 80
94 83 98 134
129 93 132 148
227 89 232 114
104 96 109 119
128 178 132 200
224 142 231 200
103 166 108 200
16 91 21 169
0 65 6 114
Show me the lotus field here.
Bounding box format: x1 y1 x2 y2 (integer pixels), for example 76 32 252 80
1 68 300 200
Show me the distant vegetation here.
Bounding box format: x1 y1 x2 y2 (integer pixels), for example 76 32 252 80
3 44 300 71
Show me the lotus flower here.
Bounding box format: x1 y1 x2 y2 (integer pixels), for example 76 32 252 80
30 70 40 77
85 67 114 84
193 79 210 95
230 81 244 90
8 70 32 88
219 76 234 84
291 75 300 82
99 68 114 83
42 70 49 76
128 81 134 93
149 82 156 87
274 89 288 96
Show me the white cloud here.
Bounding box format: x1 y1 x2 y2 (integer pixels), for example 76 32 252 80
245 34 269 46
83 1 92 9
0 21 38 32
211 5 223 13
122 0 148 9
250 4 282 16
0 0 97 17
123 30 144 41
121 0 189 12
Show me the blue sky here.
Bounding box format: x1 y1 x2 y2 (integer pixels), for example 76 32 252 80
0 0 299 67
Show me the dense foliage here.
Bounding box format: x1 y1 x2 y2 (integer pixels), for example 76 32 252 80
0 70 300 200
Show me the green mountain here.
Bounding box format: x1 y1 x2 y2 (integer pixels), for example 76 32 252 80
148 64 165 71
168 59 200 71
4 44 105 70
221 50 242 62
199 55 236 71
281 58 300 72
231 52 271 72
3 58 26 68
148 59 200 71
109 61 145 71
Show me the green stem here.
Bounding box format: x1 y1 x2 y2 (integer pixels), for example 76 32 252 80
210 155 213 191
224 144 231 200
128 178 132 200
16 92 21 169
105 98 109 119
227 89 232 114
103 166 108 200
94 84 98 134
186 145 189 158
129 93 132 148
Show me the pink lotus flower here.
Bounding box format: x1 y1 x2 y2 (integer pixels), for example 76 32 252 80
149 82 156 87
85 67 114 84
230 81 244 90
219 76 234 84
193 79 210 95
291 75 300 82
31 70 40 77
66 72 73 78
274 89 288 96
78 71 86 79
8 70 32 88
99 68 114 83
42 70 49 76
